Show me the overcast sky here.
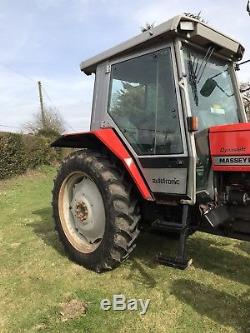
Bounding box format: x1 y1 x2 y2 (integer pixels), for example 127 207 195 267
0 0 249 133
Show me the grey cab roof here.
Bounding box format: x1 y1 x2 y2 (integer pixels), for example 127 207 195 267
80 15 244 75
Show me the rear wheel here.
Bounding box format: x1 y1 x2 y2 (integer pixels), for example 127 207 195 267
52 149 141 272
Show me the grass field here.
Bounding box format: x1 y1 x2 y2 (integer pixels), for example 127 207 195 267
0 166 250 332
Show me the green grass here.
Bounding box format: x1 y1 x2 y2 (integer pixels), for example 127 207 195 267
0 166 250 332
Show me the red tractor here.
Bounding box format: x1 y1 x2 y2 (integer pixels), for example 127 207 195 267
52 15 250 272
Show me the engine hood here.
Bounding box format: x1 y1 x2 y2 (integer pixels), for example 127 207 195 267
209 123 250 172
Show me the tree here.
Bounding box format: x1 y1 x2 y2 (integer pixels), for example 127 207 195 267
141 22 155 33
184 11 207 23
23 107 65 137
111 82 145 125
241 82 250 121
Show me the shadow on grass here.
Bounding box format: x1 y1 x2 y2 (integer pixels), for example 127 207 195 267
171 279 250 333
30 207 66 257
124 231 179 287
134 230 250 287
30 207 250 287
29 208 250 331
125 258 157 288
189 237 250 287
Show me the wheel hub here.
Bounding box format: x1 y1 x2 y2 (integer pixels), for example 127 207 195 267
75 201 88 223
64 175 105 245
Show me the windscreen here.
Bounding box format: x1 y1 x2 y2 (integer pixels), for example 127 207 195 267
183 45 239 131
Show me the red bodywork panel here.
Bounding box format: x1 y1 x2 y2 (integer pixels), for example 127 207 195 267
55 128 154 201
209 123 250 172
94 129 153 200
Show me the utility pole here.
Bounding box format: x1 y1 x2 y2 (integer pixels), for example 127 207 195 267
38 81 46 128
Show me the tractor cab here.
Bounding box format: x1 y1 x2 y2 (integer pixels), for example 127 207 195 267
80 15 246 205
52 16 250 272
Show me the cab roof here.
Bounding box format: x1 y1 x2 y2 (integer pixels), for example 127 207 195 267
80 15 244 75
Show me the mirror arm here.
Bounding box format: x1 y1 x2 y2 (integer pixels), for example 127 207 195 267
215 82 234 97
235 59 250 71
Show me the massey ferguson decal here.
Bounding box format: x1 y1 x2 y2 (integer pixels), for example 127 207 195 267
209 123 250 171
214 156 250 166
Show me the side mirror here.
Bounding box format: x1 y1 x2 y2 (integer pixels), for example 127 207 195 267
200 78 217 97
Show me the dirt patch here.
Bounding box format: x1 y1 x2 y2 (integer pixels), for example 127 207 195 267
59 299 88 322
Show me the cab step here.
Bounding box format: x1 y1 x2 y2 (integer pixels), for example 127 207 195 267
155 205 192 270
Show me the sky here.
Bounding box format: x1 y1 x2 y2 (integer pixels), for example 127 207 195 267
0 0 249 133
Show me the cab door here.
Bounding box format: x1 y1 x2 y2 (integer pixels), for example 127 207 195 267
106 45 190 201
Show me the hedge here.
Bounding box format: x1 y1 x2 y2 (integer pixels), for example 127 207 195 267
0 132 62 180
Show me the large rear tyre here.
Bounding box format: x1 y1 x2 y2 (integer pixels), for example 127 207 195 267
52 150 141 272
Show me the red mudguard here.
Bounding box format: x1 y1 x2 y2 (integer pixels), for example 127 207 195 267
94 129 153 200
53 128 154 201
209 123 250 172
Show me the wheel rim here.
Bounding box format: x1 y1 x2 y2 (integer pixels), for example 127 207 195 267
58 171 105 253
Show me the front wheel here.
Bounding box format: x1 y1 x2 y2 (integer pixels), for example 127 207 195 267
52 150 141 272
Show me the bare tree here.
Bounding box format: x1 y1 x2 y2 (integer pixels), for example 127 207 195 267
141 22 155 33
23 107 65 136
240 82 250 120
141 12 206 34
184 11 207 23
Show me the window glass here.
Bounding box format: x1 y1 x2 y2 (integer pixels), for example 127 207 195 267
108 48 183 155
183 45 239 131
183 45 239 190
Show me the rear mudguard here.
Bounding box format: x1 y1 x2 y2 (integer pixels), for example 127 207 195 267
52 128 154 201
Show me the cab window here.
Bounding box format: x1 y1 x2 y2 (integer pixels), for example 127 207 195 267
108 48 183 156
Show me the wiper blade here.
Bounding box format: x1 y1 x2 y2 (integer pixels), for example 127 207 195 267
187 50 199 106
186 46 216 105
196 46 215 83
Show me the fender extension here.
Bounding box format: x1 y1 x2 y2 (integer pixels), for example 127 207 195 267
52 128 154 201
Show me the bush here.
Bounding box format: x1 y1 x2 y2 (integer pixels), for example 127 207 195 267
0 133 27 179
0 132 62 180
22 135 62 168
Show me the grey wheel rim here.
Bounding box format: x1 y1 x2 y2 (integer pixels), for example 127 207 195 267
58 172 105 253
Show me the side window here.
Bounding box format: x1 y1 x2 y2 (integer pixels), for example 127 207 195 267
108 48 183 155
